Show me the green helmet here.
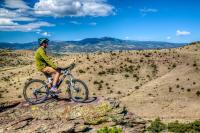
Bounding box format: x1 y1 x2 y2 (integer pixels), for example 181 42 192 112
38 38 49 45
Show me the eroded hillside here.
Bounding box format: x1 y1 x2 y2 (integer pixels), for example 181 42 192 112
1 42 200 122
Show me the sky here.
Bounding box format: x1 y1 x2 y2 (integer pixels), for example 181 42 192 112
0 0 199 43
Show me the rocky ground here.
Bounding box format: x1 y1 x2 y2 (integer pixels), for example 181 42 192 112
1 42 200 132
0 97 145 133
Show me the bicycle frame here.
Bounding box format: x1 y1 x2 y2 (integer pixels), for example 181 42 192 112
47 69 75 89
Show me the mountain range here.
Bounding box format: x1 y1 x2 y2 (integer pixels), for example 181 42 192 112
0 37 186 53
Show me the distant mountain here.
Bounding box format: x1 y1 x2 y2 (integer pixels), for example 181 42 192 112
0 37 186 53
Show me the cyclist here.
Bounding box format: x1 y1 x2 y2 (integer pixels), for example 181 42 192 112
35 38 61 93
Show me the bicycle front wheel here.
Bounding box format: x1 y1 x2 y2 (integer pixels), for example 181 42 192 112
23 79 49 104
68 79 89 102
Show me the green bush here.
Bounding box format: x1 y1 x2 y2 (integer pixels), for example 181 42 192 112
196 91 200 96
147 119 200 133
98 71 106 75
79 69 86 73
0 93 3 98
168 121 189 133
124 74 129 78
147 118 166 133
172 64 176 68
97 126 122 133
168 120 200 133
135 86 140 90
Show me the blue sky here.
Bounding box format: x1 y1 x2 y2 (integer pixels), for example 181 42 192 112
0 0 199 43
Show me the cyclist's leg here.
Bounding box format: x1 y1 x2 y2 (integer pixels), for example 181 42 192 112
42 67 60 88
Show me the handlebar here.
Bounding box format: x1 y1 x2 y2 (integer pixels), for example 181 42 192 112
59 63 76 71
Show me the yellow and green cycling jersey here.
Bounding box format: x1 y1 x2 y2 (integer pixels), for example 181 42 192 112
35 47 57 71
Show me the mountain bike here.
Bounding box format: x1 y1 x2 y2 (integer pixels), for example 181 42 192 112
23 63 89 104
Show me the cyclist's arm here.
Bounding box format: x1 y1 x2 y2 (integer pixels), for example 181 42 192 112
39 49 57 69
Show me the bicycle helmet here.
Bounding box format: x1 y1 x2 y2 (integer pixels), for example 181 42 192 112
38 38 49 45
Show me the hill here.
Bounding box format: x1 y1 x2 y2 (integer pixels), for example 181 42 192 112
0 37 185 53
0 41 200 124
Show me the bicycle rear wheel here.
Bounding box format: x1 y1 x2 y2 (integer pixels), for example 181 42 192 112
68 79 89 102
23 79 49 104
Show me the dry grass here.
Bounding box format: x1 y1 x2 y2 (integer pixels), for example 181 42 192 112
1 42 200 122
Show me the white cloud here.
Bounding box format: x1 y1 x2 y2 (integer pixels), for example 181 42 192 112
0 21 55 32
0 7 50 32
140 8 158 16
89 22 97 26
125 36 129 40
176 30 191 36
42 32 51 36
0 0 114 32
0 18 18 25
4 0 30 9
70 21 82 25
167 36 171 40
0 8 35 22
34 0 114 17
0 8 17 18
140 8 158 13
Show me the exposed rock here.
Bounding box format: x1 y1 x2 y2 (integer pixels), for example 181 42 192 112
74 124 89 132
0 98 146 132
0 100 21 112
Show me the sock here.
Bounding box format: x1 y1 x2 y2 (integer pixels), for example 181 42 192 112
51 84 57 90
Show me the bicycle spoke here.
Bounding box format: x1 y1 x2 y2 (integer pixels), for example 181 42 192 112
23 80 48 104
69 79 88 102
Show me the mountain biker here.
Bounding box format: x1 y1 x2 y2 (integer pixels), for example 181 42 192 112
35 38 61 93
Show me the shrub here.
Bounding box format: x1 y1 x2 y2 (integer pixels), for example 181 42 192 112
193 62 197 67
79 69 85 73
168 120 200 133
94 81 99 84
124 74 129 78
172 64 176 68
168 121 188 133
196 91 200 96
98 84 102 90
147 118 166 133
169 87 172 92
133 74 138 78
135 86 140 90
2 77 9 81
0 93 3 98
97 126 122 133
117 91 121 94
98 71 106 75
